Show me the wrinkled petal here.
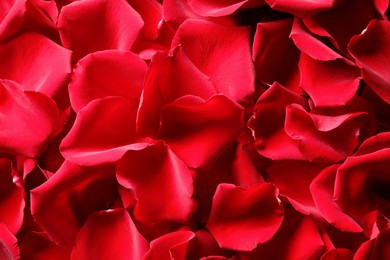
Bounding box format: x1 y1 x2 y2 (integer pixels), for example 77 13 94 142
171 19 255 103
158 95 244 169
0 33 71 99
144 230 195 260
61 97 151 166
0 80 62 158
299 53 361 107
31 161 118 246
116 142 197 225
0 223 19 260
349 20 390 104
58 0 143 60
69 50 146 112
71 209 149 260
206 183 284 251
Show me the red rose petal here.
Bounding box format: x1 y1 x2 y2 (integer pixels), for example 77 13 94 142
116 142 197 225
69 50 146 112
0 223 19 260
253 18 300 91
61 97 151 166
144 230 195 260
71 209 149 260
299 53 361 107
0 158 24 235
265 0 344 17
31 161 118 246
187 0 264 17
248 82 308 160
0 80 62 158
354 229 390 260
137 46 216 137
206 183 284 251
158 94 244 169
58 0 143 61
349 20 390 104
171 19 255 103
0 33 71 99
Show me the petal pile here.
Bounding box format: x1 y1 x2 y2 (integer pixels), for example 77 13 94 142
0 0 390 259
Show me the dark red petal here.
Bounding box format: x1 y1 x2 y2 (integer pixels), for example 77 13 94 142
61 97 151 166
0 33 71 99
248 82 308 160
116 142 196 225
19 232 71 260
0 80 62 158
69 50 146 112
299 53 361 107
31 161 117 246
58 0 143 61
206 183 284 251
265 0 344 17
354 229 390 259
144 231 195 260
321 248 353 260
0 223 19 260
158 95 244 169
137 46 216 137
349 20 390 104
0 158 24 234
171 19 255 102
310 165 363 232
253 18 300 91
284 104 367 162
71 209 149 260
188 0 264 17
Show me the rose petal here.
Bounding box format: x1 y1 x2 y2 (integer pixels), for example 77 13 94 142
187 0 265 17
0 80 62 158
349 20 390 104
354 229 390 259
321 248 354 260
58 0 143 60
144 230 195 260
136 46 216 137
265 0 344 17
116 142 197 225
61 97 151 166
253 18 300 91
71 209 149 260
0 32 71 99
69 50 146 112
0 223 19 260
158 94 244 169
0 158 24 235
248 82 308 160
299 53 361 107
206 183 284 251
171 19 255 102
31 161 118 246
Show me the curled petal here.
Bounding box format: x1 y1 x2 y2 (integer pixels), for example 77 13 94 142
206 183 284 251
116 142 197 225
61 97 151 166
0 80 62 158
265 0 344 17
349 20 390 104
354 229 390 260
187 0 265 17
58 0 143 60
71 209 149 260
69 50 146 112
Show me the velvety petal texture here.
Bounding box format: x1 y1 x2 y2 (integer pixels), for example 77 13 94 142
0 80 62 158
206 183 284 251
116 142 197 225
58 0 143 60
349 20 390 104
71 209 149 260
